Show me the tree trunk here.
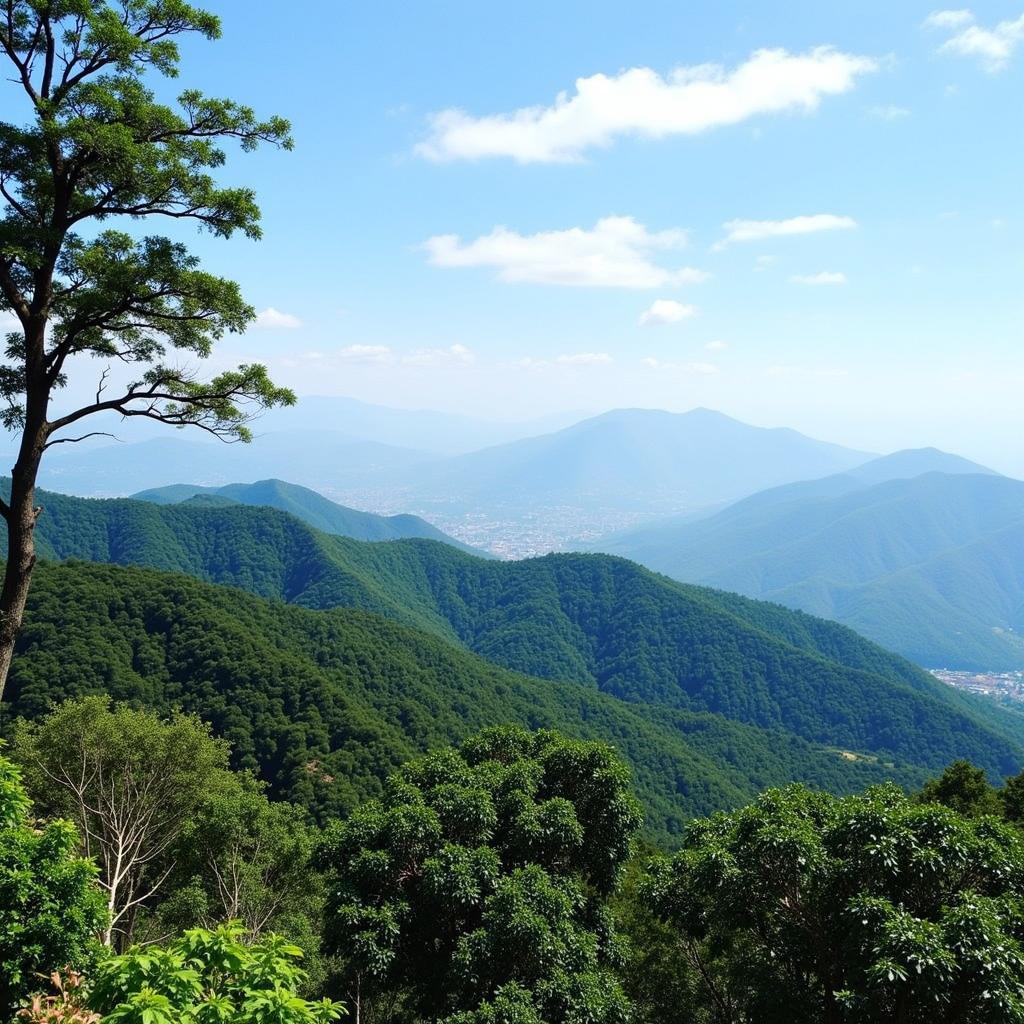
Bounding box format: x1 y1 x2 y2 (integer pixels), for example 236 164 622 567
0 372 48 702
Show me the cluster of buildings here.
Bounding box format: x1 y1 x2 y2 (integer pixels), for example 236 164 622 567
931 669 1024 704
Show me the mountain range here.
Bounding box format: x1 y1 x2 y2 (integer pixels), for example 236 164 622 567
593 449 1024 669
6 481 1024 821
131 478 484 554
31 405 876 555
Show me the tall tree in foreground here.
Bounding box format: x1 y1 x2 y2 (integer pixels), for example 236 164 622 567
0 1 295 699
12 697 234 949
318 726 642 1024
645 783 1024 1023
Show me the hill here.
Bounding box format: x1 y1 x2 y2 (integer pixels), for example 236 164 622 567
593 465 1024 669
132 478 483 553
10 483 1024 780
4 560 933 843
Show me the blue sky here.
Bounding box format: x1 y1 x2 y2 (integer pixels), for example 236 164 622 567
111 2 1024 470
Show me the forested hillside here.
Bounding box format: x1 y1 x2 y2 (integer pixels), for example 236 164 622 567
591 470 1024 668
3 560 926 841
7 484 1024 780
131 477 483 552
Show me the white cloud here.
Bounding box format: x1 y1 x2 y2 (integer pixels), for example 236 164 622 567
638 299 698 326
338 344 394 364
716 214 856 248
924 9 1024 72
424 216 709 289
641 357 719 374
705 339 729 351
870 104 911 120
555 352 613 366
402 343 476 366
254 307 303 330
417 47 877 163
924 9 974 30
789 271 847 285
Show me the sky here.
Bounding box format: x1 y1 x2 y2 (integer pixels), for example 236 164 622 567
12 2 1024 471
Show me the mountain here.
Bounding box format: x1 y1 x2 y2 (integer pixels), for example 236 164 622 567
251 395 583 454
593 460 1024 669
11 482 1024 782
4 559 939 843
29 407 873 555
131 478 484 554
397 408 873 516
36 431 437 498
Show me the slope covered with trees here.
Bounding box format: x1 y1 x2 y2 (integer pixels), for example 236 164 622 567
594 470 1024 669
5 485 1024 787
2 560 928 842
132 478 482 553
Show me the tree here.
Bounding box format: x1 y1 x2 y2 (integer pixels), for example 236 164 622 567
0 745 106 1021
12 696 235 949
917 759 1003 818
317 726 642 1024
87 922 342 1024
645 783 1024 1023
143 775 328 992
0 1 295 700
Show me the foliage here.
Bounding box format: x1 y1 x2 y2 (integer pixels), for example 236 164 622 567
917 759 1004 817
3 559 932 845
0 0 295 441
0 747 105 1021
87 923 341 1024
17 971 99 1024
645 783 1024 1023
316 726 640 1024
145 775 328 992
8 482 1024 781
11 697 234 949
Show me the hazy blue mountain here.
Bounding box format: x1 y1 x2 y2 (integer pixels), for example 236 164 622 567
593 465 1024 670
398 407 874 515
252 395 584 454
133 478 484 553
36 431 437 497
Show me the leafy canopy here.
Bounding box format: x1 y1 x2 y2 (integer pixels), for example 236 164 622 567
12 696 235 948
88 922 342 1024
0 745 106 1021
0 0 295 441
317 726 642 1024
646 783 1024 1023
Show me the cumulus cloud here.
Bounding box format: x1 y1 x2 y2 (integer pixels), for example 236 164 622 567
417 47 877 163
641 357 719 374
705 339 729 351
870 104 911 120
424 216 709 289
924 9 1024 71
715 214 856 248
638 299 698 326
337 344 394 364
402 343 476 366
254 307 303 329
789 271 847 285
